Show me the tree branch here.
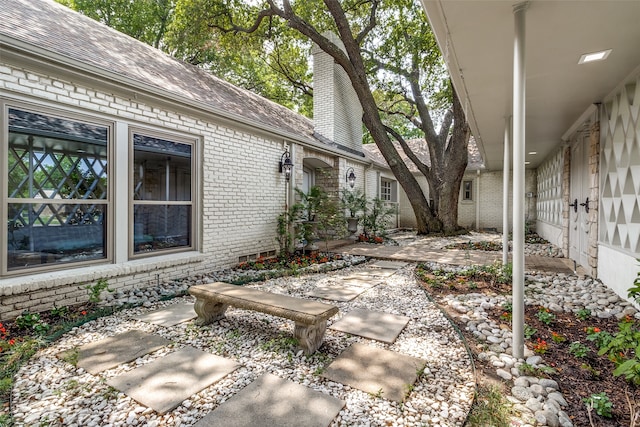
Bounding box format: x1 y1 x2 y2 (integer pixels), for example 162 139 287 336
384 125 431 178
355 0 379 45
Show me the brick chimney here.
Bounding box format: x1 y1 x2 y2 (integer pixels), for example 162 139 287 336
312 32 363 153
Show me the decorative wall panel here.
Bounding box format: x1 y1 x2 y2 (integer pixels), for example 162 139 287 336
536 149 564 226
601 76 640 254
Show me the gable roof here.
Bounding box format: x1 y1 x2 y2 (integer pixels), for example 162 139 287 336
0 0 363 158
363 138 484 173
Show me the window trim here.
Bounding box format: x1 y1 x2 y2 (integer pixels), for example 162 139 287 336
128 126 199 259
462 179 473 201
380 177 397 203
1 100 114 277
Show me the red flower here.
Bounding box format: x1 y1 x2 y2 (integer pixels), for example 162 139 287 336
81 310 87 316
8 339 15 346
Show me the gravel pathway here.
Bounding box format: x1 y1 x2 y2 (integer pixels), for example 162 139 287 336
11 260 475 427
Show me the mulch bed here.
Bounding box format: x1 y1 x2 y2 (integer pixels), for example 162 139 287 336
418 267 640 427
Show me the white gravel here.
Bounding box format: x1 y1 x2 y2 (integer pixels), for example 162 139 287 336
11 262 475 427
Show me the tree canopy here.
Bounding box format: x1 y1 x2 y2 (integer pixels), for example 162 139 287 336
58 0 471 234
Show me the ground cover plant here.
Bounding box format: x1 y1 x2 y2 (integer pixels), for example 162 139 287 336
416 262 640 427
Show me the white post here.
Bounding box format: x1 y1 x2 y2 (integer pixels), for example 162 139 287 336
503 117 511 265
512 1 528 360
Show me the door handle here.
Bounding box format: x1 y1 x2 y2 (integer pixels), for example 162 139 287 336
569 199 578 213
580 197 590 213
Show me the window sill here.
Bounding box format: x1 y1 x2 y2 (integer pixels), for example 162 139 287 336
0 251 205 296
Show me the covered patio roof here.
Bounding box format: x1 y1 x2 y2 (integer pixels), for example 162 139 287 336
420 0 640 171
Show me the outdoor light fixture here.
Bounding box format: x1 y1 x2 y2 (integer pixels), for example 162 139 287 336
279 150 293 181
346 167 356 188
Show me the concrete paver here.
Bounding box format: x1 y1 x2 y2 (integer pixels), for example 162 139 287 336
321 343 426 402
133 302 196 326
369 260 408 270
107 346 240 414
59 330 170 375
306 283 367 302
329 308 410 343
192 373 345 427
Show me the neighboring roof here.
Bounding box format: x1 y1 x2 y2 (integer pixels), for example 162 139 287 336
420 0 640 170
0 0 363 157
362 137 484 173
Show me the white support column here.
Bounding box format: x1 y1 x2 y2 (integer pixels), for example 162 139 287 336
512 1 529 360
503 117 511 265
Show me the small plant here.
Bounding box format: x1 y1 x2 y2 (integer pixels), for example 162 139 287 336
59 347 79 366
533 338 548 354
598 318 640 385
499 311 512 322
371 388 384 398
580 363 601 378
86 279 113 305
585 327 613 350
584 392 613 418
15 311 49 335
550 332 566 344
524 324 537 339
465 384 513 427
536 307 556 325
568 341 589 358
50 306 70 318
576 308 592 321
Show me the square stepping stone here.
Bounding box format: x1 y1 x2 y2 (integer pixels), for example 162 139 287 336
357 268 396 277
193 373 344 427
306 284 367 302
133 302 196 326
329 309 410 343
321 343 426 402
107 346 240 414
369 260 408 270
336 276 381 288
59 330 170 375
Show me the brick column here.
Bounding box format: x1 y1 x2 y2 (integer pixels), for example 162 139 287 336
562 147 571 257
587 121 600 276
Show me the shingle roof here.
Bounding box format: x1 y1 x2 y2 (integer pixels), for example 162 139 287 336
0 0 320 144
362 138 484 173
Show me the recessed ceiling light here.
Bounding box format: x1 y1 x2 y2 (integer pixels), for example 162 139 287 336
578 49 612 64
528 151 537 155
525 161 530 165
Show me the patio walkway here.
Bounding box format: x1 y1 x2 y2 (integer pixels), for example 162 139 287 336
326 238 575 275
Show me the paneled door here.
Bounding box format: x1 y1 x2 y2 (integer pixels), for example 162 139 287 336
569 133 590 268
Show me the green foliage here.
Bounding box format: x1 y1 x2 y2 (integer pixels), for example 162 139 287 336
276 203 303 255
361 197 396 240
536 308 556 325
598 318 640 385
576 308 592 321
340 188 367 218
568 341 589 358
466 385 513 427
584 392 613 418
15 312 49 335
86 279 113 304
585 327 613 350
524 324 537 339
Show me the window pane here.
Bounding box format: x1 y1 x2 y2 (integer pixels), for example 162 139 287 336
134 204 191 253
7 203 106 269
133 134 191 201
8 109 108 200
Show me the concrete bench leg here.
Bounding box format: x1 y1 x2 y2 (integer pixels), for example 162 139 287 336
294 320 327 355
194 299 228 326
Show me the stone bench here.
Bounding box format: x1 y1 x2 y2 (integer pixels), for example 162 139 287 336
189 282 339 355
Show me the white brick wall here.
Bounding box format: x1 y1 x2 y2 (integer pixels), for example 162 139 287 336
0 63 291 318
398 170 536 232
312 35 363 153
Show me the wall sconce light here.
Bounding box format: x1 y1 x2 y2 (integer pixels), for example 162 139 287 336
346 167 356 188
279 150 293 181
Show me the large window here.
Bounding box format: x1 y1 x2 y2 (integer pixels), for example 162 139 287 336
132 132 194 255
5 108 110 271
